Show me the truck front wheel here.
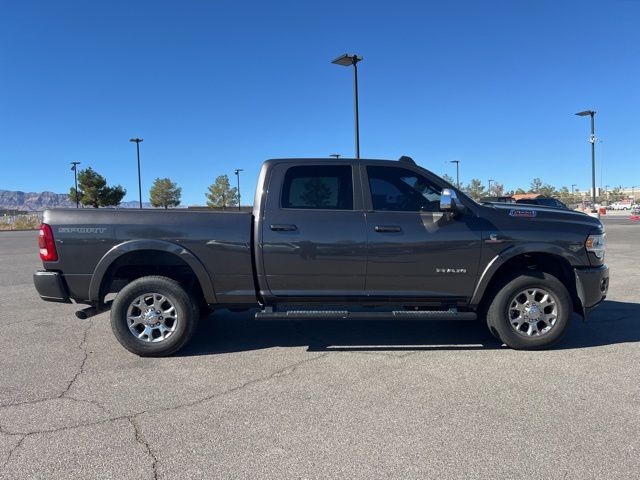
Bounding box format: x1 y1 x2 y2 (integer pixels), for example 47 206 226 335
110 276 199 357
486 272 572 350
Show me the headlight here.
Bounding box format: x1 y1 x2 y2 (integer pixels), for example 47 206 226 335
585 233 606 259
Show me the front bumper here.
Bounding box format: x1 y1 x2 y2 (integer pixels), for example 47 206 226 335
574 264 609 318
33 270 71 303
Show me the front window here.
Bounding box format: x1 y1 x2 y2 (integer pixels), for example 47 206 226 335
367 166 442 212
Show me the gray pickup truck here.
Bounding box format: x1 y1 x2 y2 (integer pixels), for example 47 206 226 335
34 157 609 356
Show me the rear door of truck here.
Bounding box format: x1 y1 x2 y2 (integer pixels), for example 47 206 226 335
259 161 367 298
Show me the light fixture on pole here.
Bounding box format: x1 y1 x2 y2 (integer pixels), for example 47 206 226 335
332 53 363 159
129 138 144 209
329 154 341 159
450 160 460 188
575 110 597 211
70 162 81 208
234 168 243 211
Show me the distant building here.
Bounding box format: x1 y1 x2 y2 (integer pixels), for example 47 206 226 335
511 193 545 201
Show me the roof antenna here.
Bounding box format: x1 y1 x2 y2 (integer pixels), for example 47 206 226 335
398 156 415 165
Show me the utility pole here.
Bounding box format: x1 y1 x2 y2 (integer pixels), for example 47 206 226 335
575 110 597 211
71 162 81 208
450 160 460 188
129 138 144 209
332 54 363 158
234 169 243 211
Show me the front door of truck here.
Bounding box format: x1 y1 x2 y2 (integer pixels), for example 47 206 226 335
260 163 367 298
363 164 482 300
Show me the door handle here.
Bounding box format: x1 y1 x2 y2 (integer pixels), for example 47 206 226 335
374 225 402 233
270 224 298 232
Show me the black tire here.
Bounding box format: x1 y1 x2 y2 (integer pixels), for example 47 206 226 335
110 276 199 357
486 271 572 350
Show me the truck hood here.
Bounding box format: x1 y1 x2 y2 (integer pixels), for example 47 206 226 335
483 203 604 232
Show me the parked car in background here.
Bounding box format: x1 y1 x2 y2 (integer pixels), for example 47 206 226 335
479 196 515 204
610 201 633 211
516 197 569 209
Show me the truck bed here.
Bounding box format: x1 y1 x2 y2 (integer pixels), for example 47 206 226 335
42 208 256 304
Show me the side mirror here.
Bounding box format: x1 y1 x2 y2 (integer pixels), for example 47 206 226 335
440 188 466 217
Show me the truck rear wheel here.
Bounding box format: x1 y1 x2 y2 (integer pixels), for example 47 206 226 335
110 276 199 357
486 271 571 350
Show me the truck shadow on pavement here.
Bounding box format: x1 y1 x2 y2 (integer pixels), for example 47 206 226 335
179 300 640 356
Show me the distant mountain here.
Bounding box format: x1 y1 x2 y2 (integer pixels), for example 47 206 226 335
0 190 74 211
0 189 153 211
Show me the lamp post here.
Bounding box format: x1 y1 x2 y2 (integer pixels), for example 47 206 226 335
571 183 578 205
605 185 610 205
129 138 144 209
575 110 597 211
332 53 363 159
329 154 341 159
234 168 243 211
70 162 81 208
488 179 495 195
450 160 460 188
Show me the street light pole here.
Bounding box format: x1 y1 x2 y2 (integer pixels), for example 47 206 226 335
450 160 460 188
488 179 495 194
71 162 81 208
129 138 144 209
575 110 597 211
234 169 243 211
571 183 577 204
332 54 363 159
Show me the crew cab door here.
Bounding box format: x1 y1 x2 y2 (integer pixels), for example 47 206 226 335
259 163 367 298
363 164 482 300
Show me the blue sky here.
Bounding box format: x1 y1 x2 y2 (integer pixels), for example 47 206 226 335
1 0 639 205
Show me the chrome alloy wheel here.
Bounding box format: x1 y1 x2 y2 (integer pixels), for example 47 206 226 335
508 288 558 337
126 293 178 342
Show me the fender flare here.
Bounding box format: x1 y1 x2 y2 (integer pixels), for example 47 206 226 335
88 239 216 304
470 243 582 306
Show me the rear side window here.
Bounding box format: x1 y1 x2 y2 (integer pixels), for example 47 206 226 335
281 165 353 210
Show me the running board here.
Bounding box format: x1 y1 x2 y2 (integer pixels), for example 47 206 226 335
254 309 477 321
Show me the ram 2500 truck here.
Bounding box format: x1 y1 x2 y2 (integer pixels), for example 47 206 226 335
34 157 609 356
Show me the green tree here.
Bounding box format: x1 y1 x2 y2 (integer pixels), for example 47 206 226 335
69 167 126 208
530 178 543 193
538 183 557 197
301 177 332 207
515 188 526 194
557 186 572 204
206 175 238 208
441 173 456 186
149 177 182 209
488 182 504 197
464 178 486 200
608 187 625 203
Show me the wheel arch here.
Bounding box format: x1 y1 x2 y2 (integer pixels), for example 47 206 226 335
89 239 216 305
472 248 582 316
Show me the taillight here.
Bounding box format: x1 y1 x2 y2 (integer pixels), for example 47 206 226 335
38 224 58 261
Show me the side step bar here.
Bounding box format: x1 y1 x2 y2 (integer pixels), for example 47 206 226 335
75 300 113 320
255 309 477 321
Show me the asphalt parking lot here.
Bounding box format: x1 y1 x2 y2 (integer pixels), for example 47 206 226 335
1 217 639 479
